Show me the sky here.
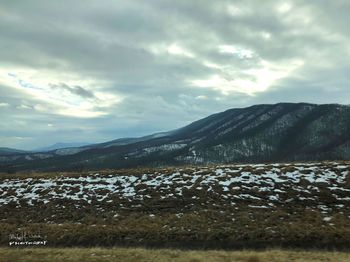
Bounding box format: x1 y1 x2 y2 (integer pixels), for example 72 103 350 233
1 0 350 150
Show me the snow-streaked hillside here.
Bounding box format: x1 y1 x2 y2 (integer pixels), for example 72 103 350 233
1 103 350 172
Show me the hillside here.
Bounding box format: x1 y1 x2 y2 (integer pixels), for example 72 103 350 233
33 142 91 152
0 147 28 156
1 103 350 172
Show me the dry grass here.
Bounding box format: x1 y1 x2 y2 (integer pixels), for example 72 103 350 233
1 162 350 249
1 248 350 262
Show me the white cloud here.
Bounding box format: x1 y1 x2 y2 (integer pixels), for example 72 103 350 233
0 102 9 107
149 43 195 58
16 104 31 110
226 4 250 17
195 95 208 100
277 2 292 13
0 68 122 118
191 51 304 95
167 43 195 58
261 31 272 40
218 45 254 59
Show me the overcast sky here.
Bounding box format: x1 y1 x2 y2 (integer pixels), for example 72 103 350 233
1 0 350 150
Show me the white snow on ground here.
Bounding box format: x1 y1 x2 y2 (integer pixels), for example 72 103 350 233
0 162 349 213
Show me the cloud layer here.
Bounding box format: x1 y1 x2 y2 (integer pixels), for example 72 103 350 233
1 0 350 149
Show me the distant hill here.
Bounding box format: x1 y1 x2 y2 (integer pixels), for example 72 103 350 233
1 102 350 171
0 147 28 156
33 142 91 152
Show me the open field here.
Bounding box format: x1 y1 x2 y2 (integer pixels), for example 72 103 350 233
0 161 350 249
1 248 350 262
0 248 350 262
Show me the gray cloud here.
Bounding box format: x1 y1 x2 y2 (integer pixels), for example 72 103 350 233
0 0 350 149
50 83 96 99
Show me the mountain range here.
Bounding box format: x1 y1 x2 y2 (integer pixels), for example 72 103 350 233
33 142 91 152
1 102 350 172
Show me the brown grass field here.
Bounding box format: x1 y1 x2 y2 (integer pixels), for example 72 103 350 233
1 248 350 262
0 162 349 252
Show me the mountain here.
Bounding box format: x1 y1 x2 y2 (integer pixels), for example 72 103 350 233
0 147 28 156
1 102 350 172
33 142 91 152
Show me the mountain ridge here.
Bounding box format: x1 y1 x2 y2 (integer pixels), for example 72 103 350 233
33 142 91 152
0 147 29 156
1 102 350 172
